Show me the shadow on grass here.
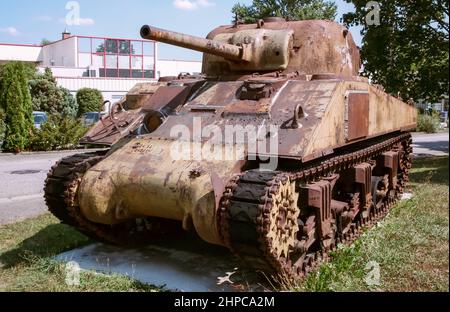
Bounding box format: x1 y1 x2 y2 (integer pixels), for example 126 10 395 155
0 223 90 269
0 223 160 291
410 156 449 185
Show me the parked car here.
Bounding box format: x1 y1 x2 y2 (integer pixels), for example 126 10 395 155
440 111 448 129
81 112 106 127
33 112 48 129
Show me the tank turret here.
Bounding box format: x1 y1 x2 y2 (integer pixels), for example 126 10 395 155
141 24 294 72
142 19 360 77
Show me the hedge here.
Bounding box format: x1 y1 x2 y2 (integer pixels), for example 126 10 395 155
76 88 104 117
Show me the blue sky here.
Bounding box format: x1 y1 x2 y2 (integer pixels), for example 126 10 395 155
0 0 361 60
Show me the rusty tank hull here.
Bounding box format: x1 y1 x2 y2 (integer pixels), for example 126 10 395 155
45 18 416 280
79 75 205 147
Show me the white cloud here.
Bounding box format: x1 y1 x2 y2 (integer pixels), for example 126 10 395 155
0 27 20 36
34 15 53 22
173 0 215 11
77 17 95 26
174 0 197 10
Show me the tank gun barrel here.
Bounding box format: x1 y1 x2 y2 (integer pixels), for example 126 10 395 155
140 25 244 61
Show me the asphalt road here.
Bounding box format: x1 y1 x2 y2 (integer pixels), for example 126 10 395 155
411 131 449 157
0 132 448 226
0 151 86 226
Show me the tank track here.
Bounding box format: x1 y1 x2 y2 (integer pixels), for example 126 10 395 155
44 151 182 245
218 133 413 280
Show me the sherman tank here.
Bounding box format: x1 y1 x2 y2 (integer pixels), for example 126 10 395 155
44 18 417 280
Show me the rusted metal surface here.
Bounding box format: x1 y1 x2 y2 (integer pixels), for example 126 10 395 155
311 74 340 80
141 25 294 71
78 139 246 245
239 82 273 100
80 82 162 146
44 151 183 245
219 133 413 279
80 79 206 146
80 108 144 146
140 25 244 61
300 181 332 239
125 83 161 110
378 151 399 192
188 81 243 108
354 163 373 210
204 20 360 77
46 19 420 282
222 100 270 116
213 29 294 71
347 92 370 141
143 76 416 163
141 85 191 132
45 134 413 280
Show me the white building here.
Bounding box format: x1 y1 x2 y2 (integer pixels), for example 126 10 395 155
0 31 202 103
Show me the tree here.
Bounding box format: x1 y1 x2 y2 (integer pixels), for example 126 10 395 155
343 0 449 102
29 68 78 118
96 39 135 54
17 63 34 131
232 0 337 24
76 88 104 117
0 62 34 152
60 87 78 118
0 68 4 150
0 109 6 151
41 38 52 45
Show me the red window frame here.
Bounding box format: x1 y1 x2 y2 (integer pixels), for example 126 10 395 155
76 36 156 79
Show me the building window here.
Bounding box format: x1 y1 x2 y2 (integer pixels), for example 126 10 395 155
77 37 156 79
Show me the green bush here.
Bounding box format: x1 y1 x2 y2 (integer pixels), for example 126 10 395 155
417 112 440 133
76 88 103 117
0 62 34 153
0 109 5 151
30 68 78 118
30 114 88 151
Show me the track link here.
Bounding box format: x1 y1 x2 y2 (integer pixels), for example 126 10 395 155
219 133 413 280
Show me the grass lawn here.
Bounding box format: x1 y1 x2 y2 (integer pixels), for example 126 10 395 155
0 214 159 292
0 157 448 292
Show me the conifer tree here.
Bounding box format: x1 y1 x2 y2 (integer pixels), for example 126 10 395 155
0 62 34 152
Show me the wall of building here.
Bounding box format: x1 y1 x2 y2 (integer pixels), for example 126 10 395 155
55 76 153 103
157 59 202 78
0 44 42 63
41 37 77 67
43 59 202 80
0 38 202 106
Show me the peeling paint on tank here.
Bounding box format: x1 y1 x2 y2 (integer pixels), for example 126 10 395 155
73 20 417 250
